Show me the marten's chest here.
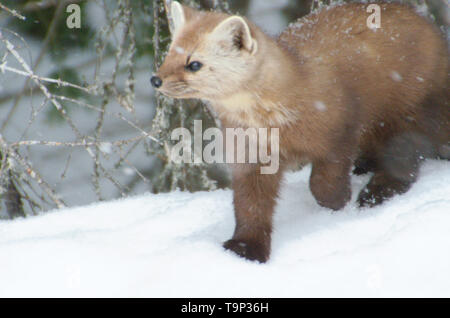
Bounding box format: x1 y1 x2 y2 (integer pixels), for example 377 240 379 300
213 92 299 128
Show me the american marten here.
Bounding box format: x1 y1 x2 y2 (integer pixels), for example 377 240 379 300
151 2 449 263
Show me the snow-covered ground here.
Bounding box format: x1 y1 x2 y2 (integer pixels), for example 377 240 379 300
1 160 449 297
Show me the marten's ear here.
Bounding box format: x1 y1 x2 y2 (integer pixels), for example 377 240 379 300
170 2 185 34
170 2 198 35
211 16 258 55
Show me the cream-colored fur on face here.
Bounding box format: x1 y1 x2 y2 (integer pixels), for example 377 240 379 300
188 43 256 98
160 13 261 100
178 16 259 99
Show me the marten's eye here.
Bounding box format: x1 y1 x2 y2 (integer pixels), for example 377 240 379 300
186 61 203 72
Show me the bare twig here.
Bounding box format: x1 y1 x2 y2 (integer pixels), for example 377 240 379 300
0 63 93 93
93 99 108 201
4 170 26 218
10 136 146 148
0 135 66 209
1 0 65 133
0 3 26 20
0 31 132 198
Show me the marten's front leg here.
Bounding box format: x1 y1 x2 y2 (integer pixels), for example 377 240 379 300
224 164 284 263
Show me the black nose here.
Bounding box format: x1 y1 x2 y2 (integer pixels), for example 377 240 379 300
150 76 162 88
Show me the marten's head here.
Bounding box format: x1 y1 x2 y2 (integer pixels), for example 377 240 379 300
151 2 260 101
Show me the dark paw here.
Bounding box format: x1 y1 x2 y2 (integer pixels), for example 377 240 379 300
358 178 412 208
357 189 384 208
223 239 269 263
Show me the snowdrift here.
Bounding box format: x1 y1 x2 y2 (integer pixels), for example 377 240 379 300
1 161 449 297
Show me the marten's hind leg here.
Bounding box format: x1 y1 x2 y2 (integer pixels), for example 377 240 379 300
357 171 416 207
357 132 430 207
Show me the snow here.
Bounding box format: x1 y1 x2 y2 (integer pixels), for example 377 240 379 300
390 71 403 82
1 160 450 297
314 101 327 112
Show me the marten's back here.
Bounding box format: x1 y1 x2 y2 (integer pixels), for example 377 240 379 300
279 3 449 154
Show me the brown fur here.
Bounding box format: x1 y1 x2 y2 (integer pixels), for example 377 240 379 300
154 2 449 263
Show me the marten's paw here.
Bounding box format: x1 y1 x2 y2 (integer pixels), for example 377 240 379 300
223 239 269 263
357 189 384 208
357 172 414 208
